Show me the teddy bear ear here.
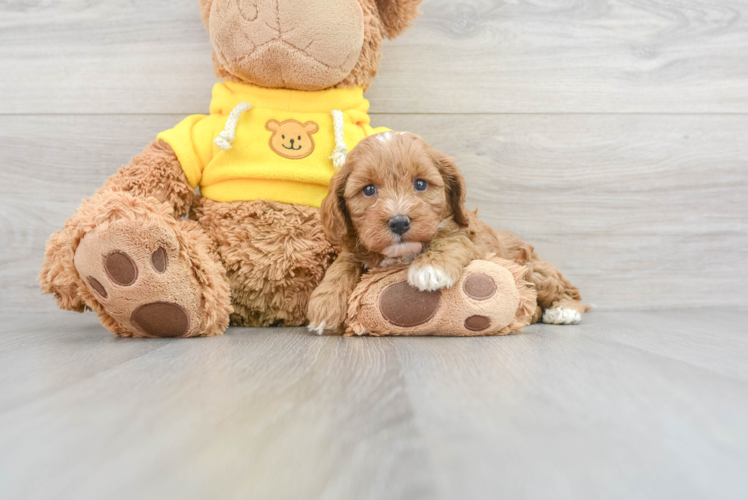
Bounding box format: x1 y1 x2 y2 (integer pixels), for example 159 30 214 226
265 120 281 132
198 0 213 26
373 0 424 39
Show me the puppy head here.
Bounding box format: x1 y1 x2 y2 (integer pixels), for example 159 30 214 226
321 132 469 259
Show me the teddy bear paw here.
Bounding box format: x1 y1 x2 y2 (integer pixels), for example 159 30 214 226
74 218 209 337
347 259 535 337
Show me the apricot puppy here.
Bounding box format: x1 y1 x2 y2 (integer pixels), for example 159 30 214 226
307 132 589 334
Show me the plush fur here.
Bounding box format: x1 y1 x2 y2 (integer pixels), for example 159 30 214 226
307 132 590 333
191 197 336 327
200 0 420 91
39 1 424 337
344 256 539 336
39 174 232 338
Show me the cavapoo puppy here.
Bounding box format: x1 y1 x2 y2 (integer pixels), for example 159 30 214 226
307 132 589 334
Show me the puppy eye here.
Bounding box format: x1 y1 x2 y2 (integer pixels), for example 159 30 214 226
362 185 377 197
298 136 302 140
414 179 428 192
282 135 285 139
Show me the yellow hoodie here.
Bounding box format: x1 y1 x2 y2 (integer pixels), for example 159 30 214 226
157 82 388 208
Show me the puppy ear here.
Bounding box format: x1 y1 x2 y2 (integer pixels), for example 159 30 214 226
321 164 353 247
199 0 213 26
374 0 424 39
435 153 469 227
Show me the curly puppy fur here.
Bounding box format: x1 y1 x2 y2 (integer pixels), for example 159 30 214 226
308 132 590 332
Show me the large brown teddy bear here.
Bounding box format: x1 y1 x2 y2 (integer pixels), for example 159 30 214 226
39 0 424 337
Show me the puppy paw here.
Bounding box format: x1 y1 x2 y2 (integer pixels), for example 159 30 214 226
542 307 582 325
307 317 343 335
407 263 457 292
307 290 347 335
307 321 328 336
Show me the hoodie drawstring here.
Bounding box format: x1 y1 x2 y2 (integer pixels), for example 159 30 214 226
214 102 253 151
329 109 348 168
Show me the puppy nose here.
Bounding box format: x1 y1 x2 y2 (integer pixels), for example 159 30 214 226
388 215 410 236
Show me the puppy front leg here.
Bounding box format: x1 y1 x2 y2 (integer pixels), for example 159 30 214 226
307 253 362 335
408 234 480 292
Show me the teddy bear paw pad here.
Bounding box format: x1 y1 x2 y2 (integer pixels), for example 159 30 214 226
379 281 441 327
104 251 138 286
463 273 497 300
73 218 204 338
131 302 190 338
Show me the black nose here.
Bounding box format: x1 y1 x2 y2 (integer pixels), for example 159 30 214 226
388 215 410 236
290 139 295 144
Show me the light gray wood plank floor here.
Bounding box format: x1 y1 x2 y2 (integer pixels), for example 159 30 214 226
1 309 747 500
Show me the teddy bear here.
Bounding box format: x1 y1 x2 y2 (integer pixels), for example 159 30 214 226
38 0 426 337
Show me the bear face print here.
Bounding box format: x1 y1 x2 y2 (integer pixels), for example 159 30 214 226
265 119 320 159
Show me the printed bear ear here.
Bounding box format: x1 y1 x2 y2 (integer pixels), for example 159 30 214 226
374 0 424 39
303 122 320 134
265 120 281 132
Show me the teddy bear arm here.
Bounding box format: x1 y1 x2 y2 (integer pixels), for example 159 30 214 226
100 140 194 218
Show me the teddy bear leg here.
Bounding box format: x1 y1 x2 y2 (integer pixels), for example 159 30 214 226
72 193 232 338
345 258 538 337
193 198 336 328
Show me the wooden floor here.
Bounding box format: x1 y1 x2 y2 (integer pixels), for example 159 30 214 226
1 309 747 499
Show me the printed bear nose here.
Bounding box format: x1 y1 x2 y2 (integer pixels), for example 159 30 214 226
290 138 295 144
388 215 410 236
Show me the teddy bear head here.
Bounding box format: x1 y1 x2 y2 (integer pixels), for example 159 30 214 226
198 0 423 91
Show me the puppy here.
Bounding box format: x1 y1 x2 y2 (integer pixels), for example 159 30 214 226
307 132 588 334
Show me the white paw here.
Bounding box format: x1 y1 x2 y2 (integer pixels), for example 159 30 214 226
542 307 582 325
407 264 456 292
307 321 327 335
